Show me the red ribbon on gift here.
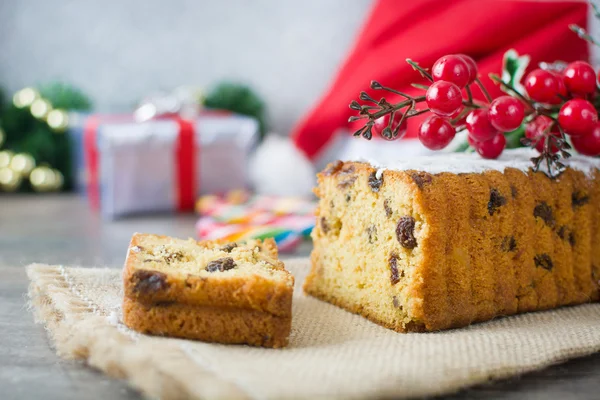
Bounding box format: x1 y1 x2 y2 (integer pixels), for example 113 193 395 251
83 116 198 212
83 115 103 211
174 118 196 211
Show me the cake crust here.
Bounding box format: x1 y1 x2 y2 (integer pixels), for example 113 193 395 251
305 154 600 333
123 233 294 347
123 297 291 348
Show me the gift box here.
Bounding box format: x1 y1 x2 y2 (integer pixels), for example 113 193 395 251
70 111 259 219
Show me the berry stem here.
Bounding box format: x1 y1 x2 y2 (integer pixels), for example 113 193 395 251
372 82 413 99
359 91 380 105
569 24 600 48
556 125 572 154
386 110 401 140
406 59 433 82
543 122 553 163
451 108 471 124
369 96 425 119
489 74 532 106
465 85 473 104
409 108 430 117
393 109 406 138
474 78 493 103
348 92 427 136
462 100 482 109
593 2 600 18
398 100 416 131
533 108 556 118
411 83 430 90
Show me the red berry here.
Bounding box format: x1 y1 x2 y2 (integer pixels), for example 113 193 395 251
488 96 525 132
563 61 596 95
525 115 560 153
549 71 568 105
426 81 463 117
418 115 456 150
466 108 498 141
467 134 479 147
457 54 478 84
558 99 598 137
474 133 506 159
524 69 562 103
432 55 470 88
572 123 600 156
449 105 464 119
372 113 407 140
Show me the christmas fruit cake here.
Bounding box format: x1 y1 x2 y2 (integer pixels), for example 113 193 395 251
304 149 600 332
122 233 294 347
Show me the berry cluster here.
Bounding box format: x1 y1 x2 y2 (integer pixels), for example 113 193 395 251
522 62 600 159
424 53 525 159
350 54 600 176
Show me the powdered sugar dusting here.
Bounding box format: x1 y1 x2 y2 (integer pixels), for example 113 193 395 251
358 148 600 178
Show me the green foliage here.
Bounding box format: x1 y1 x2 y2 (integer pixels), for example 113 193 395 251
0 87 5 115
504 125 525 149
204 82 267 139
500 49 530 97
454 139 470 153
38 82 92 111
0 82 92 192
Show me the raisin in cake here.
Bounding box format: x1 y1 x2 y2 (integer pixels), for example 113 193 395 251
304 149 600 332
122 233 294 347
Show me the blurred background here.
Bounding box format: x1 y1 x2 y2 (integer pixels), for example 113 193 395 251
0 0 597 260
0 0 370 134
0 0 373 259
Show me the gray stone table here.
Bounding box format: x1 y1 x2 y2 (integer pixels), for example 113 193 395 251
1 194 599 400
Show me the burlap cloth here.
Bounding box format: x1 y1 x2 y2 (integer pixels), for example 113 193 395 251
27 259 600 400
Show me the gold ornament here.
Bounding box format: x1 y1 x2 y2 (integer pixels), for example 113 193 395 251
10 153 36 177
13 87 40 109
51 169 64 190
47 109 69 131
0 150 13 169
0 127 5 148
29 166 63 192
30 166 55 192
0 167 22 191
30 98 52 120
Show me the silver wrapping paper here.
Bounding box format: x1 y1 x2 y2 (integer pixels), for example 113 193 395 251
94 114 258 218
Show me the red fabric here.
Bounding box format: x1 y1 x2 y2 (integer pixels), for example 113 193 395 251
292 0 589 160
174 118 197 211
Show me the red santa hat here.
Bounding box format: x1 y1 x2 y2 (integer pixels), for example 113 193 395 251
252 0 589 197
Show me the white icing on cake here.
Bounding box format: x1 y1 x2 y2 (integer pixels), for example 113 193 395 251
358 148 600 177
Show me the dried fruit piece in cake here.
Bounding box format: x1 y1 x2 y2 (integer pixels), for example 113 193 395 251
122 233 294 348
